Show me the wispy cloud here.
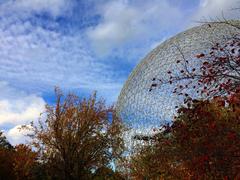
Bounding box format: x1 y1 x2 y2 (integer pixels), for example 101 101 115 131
191 0 240 24
87 0 186 56
0 1 125 144
0 82 45 126
0 1 124 97
0 0 73 18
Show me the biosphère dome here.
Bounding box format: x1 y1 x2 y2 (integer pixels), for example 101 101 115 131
116 21 240 130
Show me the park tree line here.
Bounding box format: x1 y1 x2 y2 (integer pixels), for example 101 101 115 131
0 89 126 180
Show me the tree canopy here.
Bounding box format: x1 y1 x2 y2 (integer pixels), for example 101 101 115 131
129 93 240 179
25 88 126 180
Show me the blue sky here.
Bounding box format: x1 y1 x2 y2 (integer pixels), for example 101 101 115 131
0 0 239 144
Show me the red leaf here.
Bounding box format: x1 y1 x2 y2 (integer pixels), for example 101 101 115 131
196 53 205 58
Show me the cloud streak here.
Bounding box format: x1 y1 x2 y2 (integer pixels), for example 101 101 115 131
87 0 186 55
0 0 73 18
0 2 124 96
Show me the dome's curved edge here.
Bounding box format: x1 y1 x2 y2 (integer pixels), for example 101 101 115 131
116 21 240 119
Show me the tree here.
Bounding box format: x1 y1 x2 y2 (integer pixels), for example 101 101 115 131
150 28 240 101
129 92 240 179
92 167 124 180
0 132 15 180
139 21 240 179
13 144 38 180
0 132 42 180
0 131 13 149
25 88 126 180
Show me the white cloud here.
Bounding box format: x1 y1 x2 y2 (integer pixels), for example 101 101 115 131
87 0 240 56
87 1 141 55
6 125 33 145
0 0 73 17
192 0 240 22
87 0 185 55
0 82 45 126
0 7 124 101
0 82 45 145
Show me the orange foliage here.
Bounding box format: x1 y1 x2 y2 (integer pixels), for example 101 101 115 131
24 88 126 179
130 92 240 179
13 144 38 180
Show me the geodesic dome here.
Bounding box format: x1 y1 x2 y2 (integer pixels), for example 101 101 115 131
116 21 240 130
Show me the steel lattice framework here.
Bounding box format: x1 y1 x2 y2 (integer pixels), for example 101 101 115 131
116 21 240 129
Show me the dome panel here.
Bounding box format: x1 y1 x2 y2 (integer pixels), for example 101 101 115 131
116 21 240 128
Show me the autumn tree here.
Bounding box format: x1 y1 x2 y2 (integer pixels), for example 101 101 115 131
0 132 44 180
25 88 126 180
0 132 15 180
128 20 240 179
13 144 38 180
129 92 240 179
150 28 240 101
